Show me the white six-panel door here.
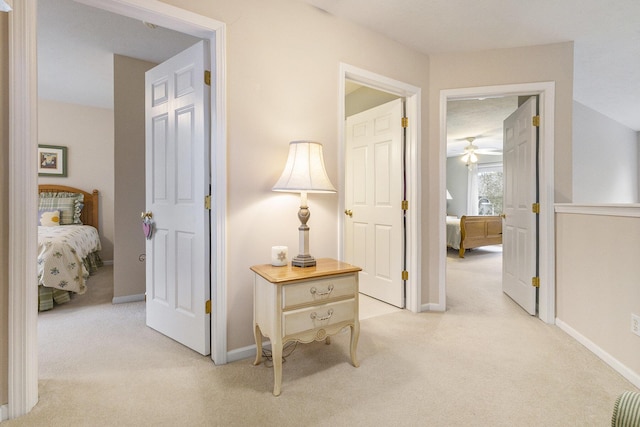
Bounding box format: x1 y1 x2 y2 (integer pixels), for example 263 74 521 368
502 96 537 315
145 41 211 355
345 99 404 308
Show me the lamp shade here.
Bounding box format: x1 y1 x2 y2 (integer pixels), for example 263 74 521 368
272 141 336 193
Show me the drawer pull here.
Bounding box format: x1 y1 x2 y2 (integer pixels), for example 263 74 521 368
310 284 334 297
310 308 334 321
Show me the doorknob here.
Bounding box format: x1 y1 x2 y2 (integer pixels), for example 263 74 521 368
344 209 353 217
141 211 153 220
500 213 506 219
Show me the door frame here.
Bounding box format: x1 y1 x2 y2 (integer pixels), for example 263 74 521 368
7 0 228 418
338 63 422 313
439 82 556 323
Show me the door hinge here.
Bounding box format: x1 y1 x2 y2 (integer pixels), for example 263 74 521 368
532 115 540 127
402 270 409 281
205 195 212 210
532 202 540 214
532 277 540 288
401 117 408 128
401 200 409 210
204 70 211 86
205 299 212 314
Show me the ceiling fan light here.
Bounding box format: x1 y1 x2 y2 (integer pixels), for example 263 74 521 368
461 153 469 163
470 153 478 163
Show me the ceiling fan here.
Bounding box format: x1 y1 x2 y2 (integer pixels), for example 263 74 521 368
460 137 502 164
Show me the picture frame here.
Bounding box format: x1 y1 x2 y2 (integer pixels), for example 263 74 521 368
38 144 68 177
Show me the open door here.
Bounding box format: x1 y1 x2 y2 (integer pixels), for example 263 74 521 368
502 96 537 315
145 41 211 355
344 99 405 308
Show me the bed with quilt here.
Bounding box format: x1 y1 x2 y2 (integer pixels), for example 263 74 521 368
446 215 502 258
38 185 102 311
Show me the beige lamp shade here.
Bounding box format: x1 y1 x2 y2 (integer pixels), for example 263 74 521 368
272 141 336 193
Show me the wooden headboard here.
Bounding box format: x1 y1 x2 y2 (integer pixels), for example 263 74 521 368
38 184 100 231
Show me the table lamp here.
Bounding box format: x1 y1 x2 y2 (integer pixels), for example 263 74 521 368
272 141 336 267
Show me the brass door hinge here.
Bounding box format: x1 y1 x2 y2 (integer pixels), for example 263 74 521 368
401 200 409 210
532 115 540 127
532 277 540 288
204 70 211 86
532 202 540 214
205 195 212 210
205 299 212 314
401 117 408 128
402 270 409 281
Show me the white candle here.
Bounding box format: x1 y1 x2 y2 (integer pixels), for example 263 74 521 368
271 246 288 266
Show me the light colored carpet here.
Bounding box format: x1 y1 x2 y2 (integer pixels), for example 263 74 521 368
5 252 639 426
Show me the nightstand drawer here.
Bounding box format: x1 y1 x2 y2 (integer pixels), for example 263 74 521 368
283 298 355 337
282 274 356 309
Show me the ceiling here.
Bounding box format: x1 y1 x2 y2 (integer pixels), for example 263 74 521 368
305 0 640 132
37 0 200 109
37 0 639 157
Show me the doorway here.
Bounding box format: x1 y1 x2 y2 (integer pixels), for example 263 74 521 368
445 96 514 311
7 0 227 418
439 83 556 323
338 63 422 313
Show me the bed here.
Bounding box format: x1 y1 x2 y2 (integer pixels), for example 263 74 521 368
446 215 502 258
37 185 102 311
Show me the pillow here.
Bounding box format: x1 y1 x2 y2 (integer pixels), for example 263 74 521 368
39 192 84 224
38 197 77 225
38 209 61 227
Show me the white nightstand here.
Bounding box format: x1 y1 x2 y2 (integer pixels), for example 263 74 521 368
251 258 361 396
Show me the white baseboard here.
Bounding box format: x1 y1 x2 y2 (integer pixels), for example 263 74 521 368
556 318 640 389
102 260 114 266
1 404 7 421
421 302 445 312
226 341 271 364
112 294 145 304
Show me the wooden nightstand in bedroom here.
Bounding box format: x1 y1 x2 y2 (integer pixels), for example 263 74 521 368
250 258 361 396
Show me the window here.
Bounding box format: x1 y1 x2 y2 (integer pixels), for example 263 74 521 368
477 162 503 215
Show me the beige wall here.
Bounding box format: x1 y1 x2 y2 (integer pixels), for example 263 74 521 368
556 211 640 381
1 11 8 407
113 55 156 300
38 100 115 261
345 86 400 118
425 42 574 304
162 0 431 351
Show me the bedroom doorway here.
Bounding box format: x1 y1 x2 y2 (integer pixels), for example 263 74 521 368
8 0 228 417
445 96 514 312
440 82 556 323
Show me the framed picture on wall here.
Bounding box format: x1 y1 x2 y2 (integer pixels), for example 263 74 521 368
38 144 68 177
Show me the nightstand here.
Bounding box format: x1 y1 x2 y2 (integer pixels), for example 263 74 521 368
250 258 361 396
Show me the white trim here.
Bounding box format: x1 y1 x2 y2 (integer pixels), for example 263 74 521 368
8 0 228 419
439 82 556 324
556 318 640 389
112 294 145 304
338 63 422 313
226 344 261 364
8 0 39 419
1 404 7 421
555 203 640 217
102 260 114 266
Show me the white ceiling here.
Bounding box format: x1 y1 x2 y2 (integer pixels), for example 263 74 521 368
38 0 640 152
305 0 640 132
37 0 200 109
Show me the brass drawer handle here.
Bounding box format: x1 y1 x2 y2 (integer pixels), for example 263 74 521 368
310 284 334 296
310 308 334 321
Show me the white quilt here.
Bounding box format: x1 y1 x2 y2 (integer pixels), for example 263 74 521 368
446 217 461 250
37 225 102 294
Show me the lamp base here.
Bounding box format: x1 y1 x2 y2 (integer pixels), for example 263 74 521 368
291 254 316 268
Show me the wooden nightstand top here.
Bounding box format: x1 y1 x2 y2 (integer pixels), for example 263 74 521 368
250 258 361 284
